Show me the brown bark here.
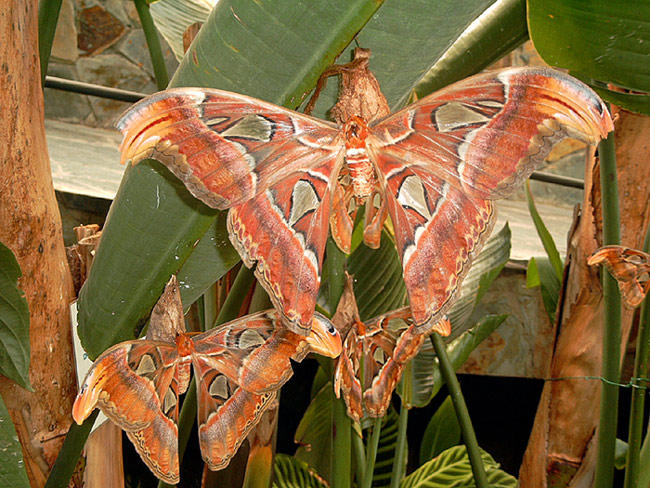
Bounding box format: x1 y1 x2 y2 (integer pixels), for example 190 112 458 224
83 422 123 488
0 2 77 486
519 109 650 487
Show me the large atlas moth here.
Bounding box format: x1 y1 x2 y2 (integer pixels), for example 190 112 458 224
117 47 613 337
588 246 650 307
332 274 449 422
72 276 342 484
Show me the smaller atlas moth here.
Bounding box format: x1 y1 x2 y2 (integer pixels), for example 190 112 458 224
73 276 342 484
332 274 449 422
588 246 650 307
117 47 613 339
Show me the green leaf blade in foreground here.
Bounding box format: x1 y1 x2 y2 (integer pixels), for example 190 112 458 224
273 454 328 488
527 0 650 114
0 395 30 487
526 183 563 280
77 0 383 358
419 396 461 464
401 445 516 488
414 0 527 99
526 257 560 324
0 242 30 389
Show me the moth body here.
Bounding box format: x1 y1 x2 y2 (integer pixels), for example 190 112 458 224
343 115 375 202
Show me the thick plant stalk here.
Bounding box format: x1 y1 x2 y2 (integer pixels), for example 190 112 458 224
389 402 409 488
133 0 169 89
594 131 621 488
430 333 488 487
362 417 382 488
623 227 650 488
38 0 63 85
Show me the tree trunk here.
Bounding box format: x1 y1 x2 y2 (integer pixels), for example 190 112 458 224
519 109 650 487
0 2 77 486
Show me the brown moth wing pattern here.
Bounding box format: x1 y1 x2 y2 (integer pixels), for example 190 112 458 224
193 356 276 470
228 163 342 334
125 375 182 484
118 89 341 210
367 67 613 331
370 67 613 200
193 310 341 392
371 158 493 332
588 246 650 307
73 340 183 482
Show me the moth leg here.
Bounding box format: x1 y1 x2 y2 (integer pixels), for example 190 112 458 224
363 190 387 249
330 181 355 254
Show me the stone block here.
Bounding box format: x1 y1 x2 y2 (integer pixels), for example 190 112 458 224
78 4 126 55
117 28 178 81
76 54 153 126
51 0 78 63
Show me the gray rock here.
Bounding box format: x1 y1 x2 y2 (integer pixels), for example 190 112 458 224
76 54 154 126
116 28 178 82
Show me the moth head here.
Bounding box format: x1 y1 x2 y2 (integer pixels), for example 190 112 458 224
305 313 342 358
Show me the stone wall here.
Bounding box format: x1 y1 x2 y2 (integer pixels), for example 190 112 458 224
45 0 178 128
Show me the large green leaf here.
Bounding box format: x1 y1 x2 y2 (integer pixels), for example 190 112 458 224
0 395 30 487
306 0 501 117
77 0 383 358
294 382 335 482
404 314 507 408
401 445 516 488
149 0 215 60
419 396 461 465
347 232 406 321
0 241 30 389
414 0 527 98
528 0 650 114
273 454 329 488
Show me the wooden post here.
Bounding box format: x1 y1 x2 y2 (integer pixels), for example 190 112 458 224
0 2 77 486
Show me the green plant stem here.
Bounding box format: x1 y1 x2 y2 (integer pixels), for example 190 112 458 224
38 0 63 85
389 403 409 488
594 130 621 488
352 426 366 483
133 0 169 90
333 399 352 488
361 417 382 488
158 266 254 488
430 333 488 488
326 238 351 487
44 412 99 488
623 227 650 488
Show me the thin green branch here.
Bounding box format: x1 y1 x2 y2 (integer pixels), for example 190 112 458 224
132 0 169 90
623 226 650 488
430 333 488 488
389 402 409 488
352 426 366 484
38 0 64 85
362 417 382 488
594 130 622 488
